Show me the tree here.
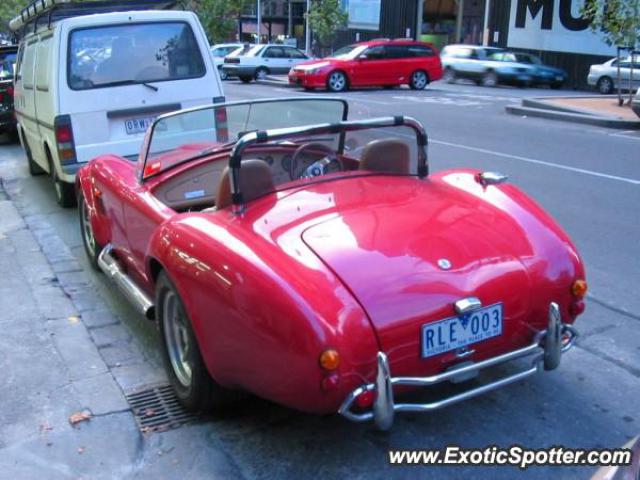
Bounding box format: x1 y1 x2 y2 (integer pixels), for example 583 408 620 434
179 0 251 44
0 0 30 36
582 0 640 104
308 0 348 49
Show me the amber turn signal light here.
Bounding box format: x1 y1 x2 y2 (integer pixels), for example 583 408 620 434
571 279 587 298
319 349 340 371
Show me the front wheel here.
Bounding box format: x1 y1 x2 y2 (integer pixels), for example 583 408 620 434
326 71 348 92
409 70 429 90
78 190 101 270
219 68 228 81
156 272 236 412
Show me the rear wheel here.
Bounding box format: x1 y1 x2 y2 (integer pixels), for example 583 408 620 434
442 67 456 84
596 76 613 94
156 272 236 412
326 71 348 92
255 67 269 80
481 70 498 87
78 190 101 270
49 153 76 208
409 70 429 90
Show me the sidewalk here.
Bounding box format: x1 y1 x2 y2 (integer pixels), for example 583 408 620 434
0 158 241 478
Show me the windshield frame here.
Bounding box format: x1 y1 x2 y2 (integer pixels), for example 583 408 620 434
140 97 349 182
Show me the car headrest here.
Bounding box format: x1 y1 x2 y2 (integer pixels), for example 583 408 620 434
216 159 274 210
359 139 411 175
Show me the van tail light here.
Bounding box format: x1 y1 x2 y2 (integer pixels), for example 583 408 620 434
54 115 77 164
214 106 229 142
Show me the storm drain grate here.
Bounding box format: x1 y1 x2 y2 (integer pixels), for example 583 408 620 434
126 384 197 434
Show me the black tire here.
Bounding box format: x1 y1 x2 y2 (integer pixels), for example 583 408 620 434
78 190 101 270
254 67 269 81
596 76 613 94
326 70 348 92
442 67 456 84
239 75 252 84
481 70 498 87
218 67 228 81
156 272 236 412
50 161 76 208
409 70 429 90
24 136 45 176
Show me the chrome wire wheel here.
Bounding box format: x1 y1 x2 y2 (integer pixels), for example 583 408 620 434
327 71 347 92
411 70 428 90
163 291 193 388
80 198 96 258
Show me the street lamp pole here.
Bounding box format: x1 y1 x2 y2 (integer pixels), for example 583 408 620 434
256 0 261 44
305 0 311 55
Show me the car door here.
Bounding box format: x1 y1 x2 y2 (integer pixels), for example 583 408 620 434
350 45 389 86
262 46 288 73
385 45 412 84
284 47 309 71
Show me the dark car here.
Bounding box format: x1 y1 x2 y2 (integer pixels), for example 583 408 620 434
506 52 567 88
0 45 18 138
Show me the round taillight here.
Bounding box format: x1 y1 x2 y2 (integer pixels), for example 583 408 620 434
571 279 587 298
319 349 340 371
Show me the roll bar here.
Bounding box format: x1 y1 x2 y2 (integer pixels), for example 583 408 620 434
227 116 429 211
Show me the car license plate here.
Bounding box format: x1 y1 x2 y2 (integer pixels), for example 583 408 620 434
421 303 503 358
124 116 155 135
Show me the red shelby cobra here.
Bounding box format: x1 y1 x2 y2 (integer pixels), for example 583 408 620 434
76 98 586 430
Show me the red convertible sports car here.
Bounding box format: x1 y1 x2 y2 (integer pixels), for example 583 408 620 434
76 98 586 430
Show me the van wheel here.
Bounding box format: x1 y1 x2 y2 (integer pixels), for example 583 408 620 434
24 138 45 176
156 272 238 412
50 162 76 208
409 70 429 90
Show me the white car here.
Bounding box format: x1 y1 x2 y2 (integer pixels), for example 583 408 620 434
222 44 310 83
587 56 640 94
11 1 223 207
441 44 535 87
211 43 245 80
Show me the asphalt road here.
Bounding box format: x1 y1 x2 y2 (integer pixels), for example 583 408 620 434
1 78 638 479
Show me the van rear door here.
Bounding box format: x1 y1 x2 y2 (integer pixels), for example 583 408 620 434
58 12 222 164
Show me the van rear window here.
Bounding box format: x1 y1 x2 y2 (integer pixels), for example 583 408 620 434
68 22 206 90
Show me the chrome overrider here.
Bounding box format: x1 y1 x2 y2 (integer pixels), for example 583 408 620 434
338 302 579 430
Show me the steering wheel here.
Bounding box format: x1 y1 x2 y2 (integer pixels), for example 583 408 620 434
290 142 343 180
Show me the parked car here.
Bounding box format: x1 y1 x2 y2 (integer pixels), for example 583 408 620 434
441 44 535 87
0 44 18 138
632 87 640 118
288 39 442 92
222 44 310 83
77 96 586 430
11 2 224 207
587 56 640 94
210 43 245 80
499 51 567 88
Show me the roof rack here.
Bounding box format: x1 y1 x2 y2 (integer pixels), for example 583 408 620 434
10 0 178 35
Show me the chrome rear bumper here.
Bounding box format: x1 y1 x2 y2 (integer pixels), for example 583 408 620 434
338 302 578 430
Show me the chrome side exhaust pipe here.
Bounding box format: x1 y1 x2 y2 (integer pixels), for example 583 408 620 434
97 244 155 320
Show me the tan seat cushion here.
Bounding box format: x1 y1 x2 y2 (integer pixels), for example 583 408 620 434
216 159 275 209
359 139 411 175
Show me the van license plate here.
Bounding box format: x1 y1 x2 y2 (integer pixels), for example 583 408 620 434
125 116 155 135
421 303 503 358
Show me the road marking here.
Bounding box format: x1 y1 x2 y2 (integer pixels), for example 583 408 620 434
392 95 487 107
608 130 640 141
431 140 640 185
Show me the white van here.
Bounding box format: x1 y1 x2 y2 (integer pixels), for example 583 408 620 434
12 2 224 207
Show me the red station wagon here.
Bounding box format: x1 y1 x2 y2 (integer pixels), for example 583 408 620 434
289 39 443 92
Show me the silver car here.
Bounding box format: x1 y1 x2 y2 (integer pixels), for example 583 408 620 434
441 44 535 87
587 56 640 94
